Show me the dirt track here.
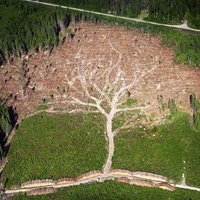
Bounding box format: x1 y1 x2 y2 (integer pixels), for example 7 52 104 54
25 0 200 33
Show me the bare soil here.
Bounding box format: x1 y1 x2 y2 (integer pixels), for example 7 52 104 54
1 22 200 120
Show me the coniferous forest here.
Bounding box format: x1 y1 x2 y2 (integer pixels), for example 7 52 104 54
0 0 70 63
43 0 200 28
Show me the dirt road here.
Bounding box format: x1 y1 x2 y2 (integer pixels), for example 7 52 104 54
24 0 200 33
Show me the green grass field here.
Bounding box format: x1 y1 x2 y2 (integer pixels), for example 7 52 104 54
113 113 200 185
3 112 106 187
3 109 200 191
10 180 200 200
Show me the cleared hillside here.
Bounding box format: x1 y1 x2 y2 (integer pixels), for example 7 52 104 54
0 22 200 121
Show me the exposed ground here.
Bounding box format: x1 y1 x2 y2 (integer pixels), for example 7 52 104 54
1 22 200 121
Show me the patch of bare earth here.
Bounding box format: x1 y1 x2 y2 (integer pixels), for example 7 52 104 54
1 22 200 121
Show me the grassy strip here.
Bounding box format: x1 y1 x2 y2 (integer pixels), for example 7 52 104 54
3 112 106 187
113 113 196 183
10 180 200 199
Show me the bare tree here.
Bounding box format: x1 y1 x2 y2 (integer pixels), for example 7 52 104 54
65 41 158 176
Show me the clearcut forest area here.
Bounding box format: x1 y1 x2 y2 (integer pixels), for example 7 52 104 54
0 0 200 199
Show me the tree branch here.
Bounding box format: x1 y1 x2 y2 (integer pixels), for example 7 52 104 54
116 104 151 113
71 97 97 108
